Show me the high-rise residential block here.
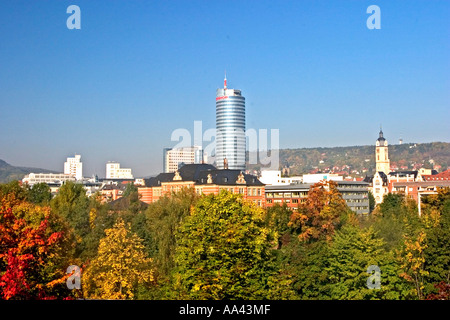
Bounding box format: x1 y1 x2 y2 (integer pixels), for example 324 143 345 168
64 154 83 180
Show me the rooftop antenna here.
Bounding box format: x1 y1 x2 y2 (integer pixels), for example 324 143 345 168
224 70 227 89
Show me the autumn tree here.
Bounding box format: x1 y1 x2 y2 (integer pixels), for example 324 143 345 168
288 180 351 243
0 193 76 299
83 218 154 300
398 230 429 299
171 190 295 300
0 180 28 201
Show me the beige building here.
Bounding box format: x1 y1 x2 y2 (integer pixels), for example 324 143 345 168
163 146 204 173
64 154 83 180
106 162 133 179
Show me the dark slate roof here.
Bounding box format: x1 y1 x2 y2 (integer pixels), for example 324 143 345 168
388 171 419 179
143 164 263 187
101 184 127 191
179 163 217 180
364 172 389 185
377 129 386 141
195 169 264 186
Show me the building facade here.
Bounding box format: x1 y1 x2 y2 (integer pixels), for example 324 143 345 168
259 170 302 186
391 180 450 203
138 164 265 207
215 76 246 170
163 146 204 173
64 154 83 180
106 162 133 179
265 181 370 215
22 173 75 186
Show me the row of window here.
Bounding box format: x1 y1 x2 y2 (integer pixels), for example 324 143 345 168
267 199 303 204
266 192 309 198
346 199 368 203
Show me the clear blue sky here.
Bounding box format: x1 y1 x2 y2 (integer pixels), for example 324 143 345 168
0 0 449 177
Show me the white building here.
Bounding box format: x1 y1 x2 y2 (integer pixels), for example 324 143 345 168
106 162 133 179
163 146 204 173
22 173 75 186
64 154 83 180
302 173 343 184
259 170 303 186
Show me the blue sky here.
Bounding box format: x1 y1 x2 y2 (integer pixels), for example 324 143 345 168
0 0 449 177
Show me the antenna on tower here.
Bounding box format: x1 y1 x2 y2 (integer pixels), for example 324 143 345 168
224 70 227 89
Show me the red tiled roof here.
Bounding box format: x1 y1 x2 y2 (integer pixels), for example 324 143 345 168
423 169 450 181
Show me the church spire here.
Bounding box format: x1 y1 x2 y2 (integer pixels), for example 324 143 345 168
378 125 385 141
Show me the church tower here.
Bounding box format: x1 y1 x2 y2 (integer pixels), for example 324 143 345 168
375 128 390 174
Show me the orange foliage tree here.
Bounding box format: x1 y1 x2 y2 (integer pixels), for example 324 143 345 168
288 180 352 243
0 193 76 299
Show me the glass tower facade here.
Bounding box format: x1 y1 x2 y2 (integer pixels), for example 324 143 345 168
215 77 246 170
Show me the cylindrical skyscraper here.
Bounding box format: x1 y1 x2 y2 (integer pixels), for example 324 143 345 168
215 75 246 170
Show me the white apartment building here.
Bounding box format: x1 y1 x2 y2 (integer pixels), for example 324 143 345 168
163 146 204 173
106 162 133 179
22 173 75 186
259 170 303 186
64 154 83 180
260 170 343 186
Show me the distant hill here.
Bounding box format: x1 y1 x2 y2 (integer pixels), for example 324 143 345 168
247 142 450 177
0 159 55 183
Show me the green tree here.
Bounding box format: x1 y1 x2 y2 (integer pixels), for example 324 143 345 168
50 181 91 258
421 188 450 296
372 193 421 251
144 188 199 279
172 190 295 299
27 183 52 205
368 191 375 213
122 182 138 198
327 224 413 299
283 239 332 299
83 218 154 300
264 203 292 249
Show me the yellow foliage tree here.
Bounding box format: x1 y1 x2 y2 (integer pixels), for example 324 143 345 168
83 218 154 299
399 230 429 299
